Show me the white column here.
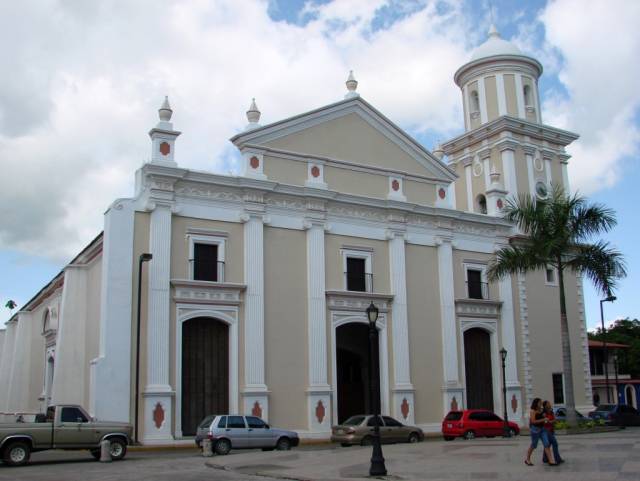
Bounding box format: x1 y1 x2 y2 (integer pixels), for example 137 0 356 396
305 220 331 434
242 211 269 419
500 147 517 197
462 85 470 130
465 164 473 212
437 236 462 413
388 230 415 424
545 158 552 186
496 73 507 116
514 74 525 119
478 77 488 124
561 160 570 193
7 312 35 411
526 154 536 194
143 202 174 443
0 320 18 411
497 274 522 423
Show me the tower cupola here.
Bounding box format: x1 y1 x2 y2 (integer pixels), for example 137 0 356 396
455 25 543 131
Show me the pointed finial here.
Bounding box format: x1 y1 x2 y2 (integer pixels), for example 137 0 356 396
246 98 261 130
345 70 359 99
490 163 501 185
488 24 500 38
433 142 444 160
159 96 173 122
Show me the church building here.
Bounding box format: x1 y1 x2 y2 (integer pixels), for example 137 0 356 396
0 26 594 444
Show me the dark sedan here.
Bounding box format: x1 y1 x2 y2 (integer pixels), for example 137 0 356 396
588 404 640 426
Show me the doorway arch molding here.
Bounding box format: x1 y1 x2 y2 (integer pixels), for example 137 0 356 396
175 304 238 438
330 312 389 425
459 318 500 413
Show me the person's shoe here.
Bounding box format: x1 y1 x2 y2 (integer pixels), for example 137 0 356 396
524 460 534 466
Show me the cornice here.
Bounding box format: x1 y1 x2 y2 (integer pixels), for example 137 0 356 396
442 116 579 155
454 55 543 87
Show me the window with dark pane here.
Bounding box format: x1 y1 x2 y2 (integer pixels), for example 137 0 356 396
552 373 564 404
467 269 483 299
193 243 218 281
346 257 366 292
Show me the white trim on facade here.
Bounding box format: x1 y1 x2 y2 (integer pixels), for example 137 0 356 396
496 73 507 116
187 233 226 281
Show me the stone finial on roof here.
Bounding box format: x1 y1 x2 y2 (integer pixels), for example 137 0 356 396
489 163 501 186
433 142 445 160
488 23 500 38
246 98 261 130
345 70 359 99
158 96 173 122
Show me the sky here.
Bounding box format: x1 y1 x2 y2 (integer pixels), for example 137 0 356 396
0 0 638 331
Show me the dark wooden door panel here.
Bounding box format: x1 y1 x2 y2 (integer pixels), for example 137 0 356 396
464 328 494 410
182 318 229 436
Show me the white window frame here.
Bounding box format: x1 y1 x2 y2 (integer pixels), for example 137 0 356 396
545 266 558 286
188 233 227 282
341 247 373 292
552 372 566 406
463 262 488 299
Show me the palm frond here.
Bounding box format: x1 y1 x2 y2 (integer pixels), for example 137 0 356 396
487 244 548 281
565 240 627 296
569 203 617 241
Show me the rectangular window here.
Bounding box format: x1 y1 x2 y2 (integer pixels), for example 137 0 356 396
193 243 218 281
552 373 564 404
545 267 557 286
467 269 484 299
346 257 367 292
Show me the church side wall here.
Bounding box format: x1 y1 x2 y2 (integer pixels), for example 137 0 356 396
405 244 443 426
84 257 103 409
263 226 308 431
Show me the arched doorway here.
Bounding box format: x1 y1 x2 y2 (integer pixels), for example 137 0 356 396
464 328 494 409
626 385 637 408
336 323 378 423
181 317 229 436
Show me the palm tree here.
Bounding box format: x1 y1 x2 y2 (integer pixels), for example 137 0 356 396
487 184 626 427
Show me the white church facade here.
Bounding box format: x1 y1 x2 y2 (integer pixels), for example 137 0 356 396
0 27 594 444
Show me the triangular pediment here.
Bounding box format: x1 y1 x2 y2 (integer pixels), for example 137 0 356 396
231 97 456 182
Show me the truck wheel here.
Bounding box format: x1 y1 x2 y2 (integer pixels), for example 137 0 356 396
108 438 127 460
3 441 31 467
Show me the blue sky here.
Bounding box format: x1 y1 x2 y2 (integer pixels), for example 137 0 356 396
0 0 638 330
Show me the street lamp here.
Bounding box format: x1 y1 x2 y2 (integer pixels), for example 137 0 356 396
134 253 153 444
613 352 619 404
365 302 387 477
599 295 616 403
499 348 510 437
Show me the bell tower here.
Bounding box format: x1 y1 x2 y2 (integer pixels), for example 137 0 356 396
442 25 579 215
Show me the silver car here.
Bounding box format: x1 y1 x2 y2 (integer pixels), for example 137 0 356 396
195 415 299 455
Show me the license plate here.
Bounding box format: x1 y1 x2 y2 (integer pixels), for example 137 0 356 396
447 423 452 428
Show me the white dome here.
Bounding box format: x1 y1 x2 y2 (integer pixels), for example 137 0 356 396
470 25 522 61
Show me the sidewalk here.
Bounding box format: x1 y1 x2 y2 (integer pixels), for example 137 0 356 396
207 428 640 480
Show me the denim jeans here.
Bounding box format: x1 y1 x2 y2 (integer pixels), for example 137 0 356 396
542 430 562 462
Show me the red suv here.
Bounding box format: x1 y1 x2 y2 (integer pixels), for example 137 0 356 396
441 410 520 440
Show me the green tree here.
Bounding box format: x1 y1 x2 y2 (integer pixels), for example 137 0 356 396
487 185 626 427
590 318 640 378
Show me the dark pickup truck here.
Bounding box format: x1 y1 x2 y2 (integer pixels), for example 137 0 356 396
0 404 132 466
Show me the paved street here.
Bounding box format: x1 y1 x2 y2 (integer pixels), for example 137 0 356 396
3 428 640 480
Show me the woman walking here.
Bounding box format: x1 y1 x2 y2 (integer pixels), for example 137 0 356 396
525 398 557 466
542 400 564 464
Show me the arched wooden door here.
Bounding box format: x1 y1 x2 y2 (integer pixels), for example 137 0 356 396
464 328 494 410
181 317 229 436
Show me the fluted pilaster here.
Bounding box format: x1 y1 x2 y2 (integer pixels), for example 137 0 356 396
306 222 328 387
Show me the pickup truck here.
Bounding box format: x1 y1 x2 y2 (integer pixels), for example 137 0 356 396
0 404 132 466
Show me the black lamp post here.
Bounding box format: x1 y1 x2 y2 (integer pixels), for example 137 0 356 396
499 348 510 437
599 295 616 403
613 352 619 404
365 302 387 477
134 253 153 444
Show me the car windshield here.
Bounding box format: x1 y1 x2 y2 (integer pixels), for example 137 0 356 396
596 405 616 412
445 412 463 421
198 415 216 428
342 416 365 426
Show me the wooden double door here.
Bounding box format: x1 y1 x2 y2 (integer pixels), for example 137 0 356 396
464 328 494 410
181 318 229 436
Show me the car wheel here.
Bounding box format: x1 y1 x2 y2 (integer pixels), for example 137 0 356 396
360 436 373 446
108 438 127 461
443 436 454 441
215 439 232 455
2 441 31 467
408 432 420 443
340 443 351 447
508 428 517 437
276 437 291 451
90 449 101 460
463 430 475 440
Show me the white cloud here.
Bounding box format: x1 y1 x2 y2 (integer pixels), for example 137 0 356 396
0 0 470 261
538 0 640 194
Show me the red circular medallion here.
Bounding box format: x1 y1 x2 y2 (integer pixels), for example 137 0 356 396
159 142 170 156
497 198 504 209
391 179 400 191
438 187 446 199
250 156 260 169
311 166 320 178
